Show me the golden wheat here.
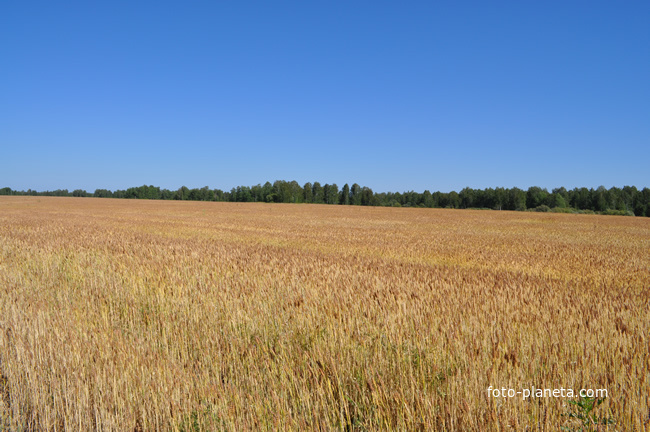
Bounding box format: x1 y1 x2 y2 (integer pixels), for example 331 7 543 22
0 196 648 431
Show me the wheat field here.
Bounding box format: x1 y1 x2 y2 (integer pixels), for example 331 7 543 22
0 196 648 431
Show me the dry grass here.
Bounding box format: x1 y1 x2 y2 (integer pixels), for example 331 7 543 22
0 196 648 431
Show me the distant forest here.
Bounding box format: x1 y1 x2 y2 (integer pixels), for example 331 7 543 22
2 182 649 217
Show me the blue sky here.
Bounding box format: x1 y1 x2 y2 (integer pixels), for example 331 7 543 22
1 1 648 193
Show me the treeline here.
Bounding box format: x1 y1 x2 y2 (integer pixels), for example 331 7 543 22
1 182 649 216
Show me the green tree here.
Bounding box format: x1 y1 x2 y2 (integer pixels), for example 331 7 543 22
251 184 262 202
212 189 224 201
312 182 324 204
339 183 350 205
571 187 591 210
271 181 286 203
261 182 273 202
459 187 475 209
161 189 174 200
448 191 460 209
289 180 303 203
360 186 376 206
551 193 567 208
422 190 433 208
175 186 190 200
508 188 526 210
526 186 549 209
592 186 608 212
350 183 362 205
93 189 113 198
239 186 253 202
639 187 650 217
326 183 339 204
303 182 313 203
493 187 506 210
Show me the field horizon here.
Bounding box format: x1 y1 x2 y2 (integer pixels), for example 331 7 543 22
1 196 648 430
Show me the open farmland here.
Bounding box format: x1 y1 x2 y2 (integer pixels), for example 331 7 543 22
0 196 648 431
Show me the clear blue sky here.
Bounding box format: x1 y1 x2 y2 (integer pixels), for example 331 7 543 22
2 1 648 193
